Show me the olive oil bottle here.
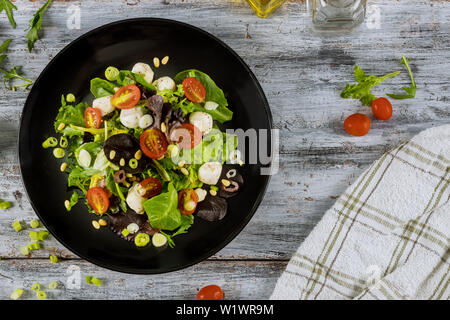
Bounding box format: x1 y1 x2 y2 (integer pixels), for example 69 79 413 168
246 0 286 18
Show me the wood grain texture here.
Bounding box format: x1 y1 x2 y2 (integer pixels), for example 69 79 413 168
0 0 449 299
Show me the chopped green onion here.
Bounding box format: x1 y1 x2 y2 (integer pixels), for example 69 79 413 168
48 281 58 290
49 255 58 264
20 246 29 256
10 288 24 300
38 230 49 241
36 291 47 300
129 158 138 169
60 136 68 148
42 137 58 148
105 66 119 81
85 275 92 284
53 148 65 159
91 277 102 287
66 93 76 103
134 233 150 247
210 185 219 192
31 282 41 292
12 220 22 232
121 229 130 237
29 231 39 242
28 242 41 251
29 219 40 228
0 201 11 210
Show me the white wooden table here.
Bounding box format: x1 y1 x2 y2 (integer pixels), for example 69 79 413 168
0 0 449 299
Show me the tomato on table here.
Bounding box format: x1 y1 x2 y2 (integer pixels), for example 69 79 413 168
178 189 199 215
182 77 206 103
112 84 141 109
84 107 102 129
197 285 224 300
140 128 168 159
371 97 393 120
344 113 371 137
170 123 202 149
138 177 162 199
87 187 110 214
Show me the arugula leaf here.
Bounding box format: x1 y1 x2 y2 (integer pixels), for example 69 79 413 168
26 0 53 52
341 66 401 106
143 182 181 231
161 215 194 248
67 167 100 194
54 102 88 132
0 39 12 65
0 66 33 91
0 0 17 28
90 78 116 98
387 55 416 100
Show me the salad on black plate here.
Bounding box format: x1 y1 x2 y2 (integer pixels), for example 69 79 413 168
42 61 244 249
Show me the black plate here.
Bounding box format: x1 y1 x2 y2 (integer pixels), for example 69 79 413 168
18 18 272 274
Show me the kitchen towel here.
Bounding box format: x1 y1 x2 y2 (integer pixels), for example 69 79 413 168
271 124 450 300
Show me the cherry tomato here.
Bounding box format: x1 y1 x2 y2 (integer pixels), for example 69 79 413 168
112 85 141 109
87 187 110 214
371 97 393 120
344 113 371 137
138 177 162 199
197 285 224 300
182 77 206 103
140 128 168 159
84 107 102 129
178 189 199 215
170 123 202 149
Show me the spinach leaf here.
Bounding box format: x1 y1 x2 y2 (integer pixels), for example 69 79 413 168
90 78 116 98
173 69 233 123
143 182 181 231
54 102 88 132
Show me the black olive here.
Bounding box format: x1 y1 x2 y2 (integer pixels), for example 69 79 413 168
217 164 244 198
103 133 148 174
196 195 228 222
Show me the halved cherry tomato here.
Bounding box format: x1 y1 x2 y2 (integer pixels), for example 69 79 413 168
138 177 162 199
112 85 141 109
87 187 110 215
170 123 202 149
197 285 224 300
178 189 198 215
371 97 393 120
344 113 371 137
84 107 102 129
182 77 206 103
140 128 168 159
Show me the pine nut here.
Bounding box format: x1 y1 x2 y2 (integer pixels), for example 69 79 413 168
119 158 125 166
161 123 167 133
98 219 107 227
57 123 65 131
178 160 186 168
180 168 189 176
161 56 169 65
64 200 70 210
209 189 217 196
153 57 160 68
134 150 142 160
221 179 231 187
92 221 100 230
109 150 116 159
60 162 67 172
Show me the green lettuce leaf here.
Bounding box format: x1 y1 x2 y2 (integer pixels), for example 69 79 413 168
143 182 181 231
54 101 88 132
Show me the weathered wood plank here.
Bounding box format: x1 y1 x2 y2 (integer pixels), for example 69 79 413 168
0 258 285 300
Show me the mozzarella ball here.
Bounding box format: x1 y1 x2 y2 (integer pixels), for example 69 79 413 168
120 107 144 129
189 111 213 135
139 114 154 129
195 188 207 202
153 76 176 91
92 96 115 116
126 184 145 214
131 62 154 84
78 149 91 168
198 162 222 185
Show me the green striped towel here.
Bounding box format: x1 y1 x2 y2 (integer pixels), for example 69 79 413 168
271 125 450 300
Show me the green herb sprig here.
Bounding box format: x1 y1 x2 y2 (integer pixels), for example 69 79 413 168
26 0 53 53
387 55 417 99
0 0 17 28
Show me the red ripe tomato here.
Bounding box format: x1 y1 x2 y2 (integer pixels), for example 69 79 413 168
138 177 162 199
344 113 371 137
178 189 199 215
84 107 102 129
112 85 141 109
170 123 202 149
371 97 393 120
140 128 168 159
197 285 224 300
87 187 110 214
182 77 206 103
